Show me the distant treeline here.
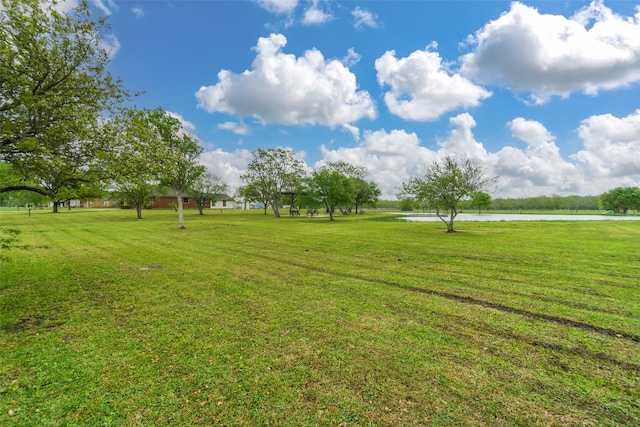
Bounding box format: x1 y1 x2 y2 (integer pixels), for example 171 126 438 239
378 195 601 211
483 195 600 211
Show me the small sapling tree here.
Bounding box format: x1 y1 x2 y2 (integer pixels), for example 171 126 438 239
402 155 496 232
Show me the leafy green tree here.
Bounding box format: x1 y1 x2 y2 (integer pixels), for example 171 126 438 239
402 155 496 232
1 0 127 196
150 109 204 229
318 162 380 214
398 198 415 212
241 148 306 218
30 155 98 212
600 187 640 214
104 108 165 220
241 183 269 215
353 179 381 214
471 191 492 214
233 185 254 210
299 166 354 221
188 172 229 215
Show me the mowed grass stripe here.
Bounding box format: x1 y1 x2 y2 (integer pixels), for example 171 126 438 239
1 209 639 425
211 242 640 366
204 219 640 335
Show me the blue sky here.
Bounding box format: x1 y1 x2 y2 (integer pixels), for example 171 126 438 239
82 0 639 199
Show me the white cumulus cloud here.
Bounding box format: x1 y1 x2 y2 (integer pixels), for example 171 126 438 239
489 118 582 196
573 109 640 180
436 113 488 160
195 33 376 127
200 110 640 199
199 149 254 194
376 44 491 121
99 33 120 59
166 111 197 139
461 1 640 104
319 129 435 199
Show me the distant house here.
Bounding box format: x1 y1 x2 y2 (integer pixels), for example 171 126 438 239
87 199 118 208
48 199 117 208
149 193 237 210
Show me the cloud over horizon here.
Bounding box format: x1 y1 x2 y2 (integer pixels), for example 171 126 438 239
461 0 640 104
376 44 492 121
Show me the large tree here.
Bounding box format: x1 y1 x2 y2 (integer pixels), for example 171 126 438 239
240 148 305 218
150 109 204 229
402 155 496 232
1 0 127 196
599 186 640 214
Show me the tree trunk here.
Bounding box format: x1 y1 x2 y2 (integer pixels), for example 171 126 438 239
52 202 59 213
136 205 143 219
177 193 185 229
447 207 457 232
197 203 204 215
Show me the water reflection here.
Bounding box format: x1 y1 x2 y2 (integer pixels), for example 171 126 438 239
399 213 640 222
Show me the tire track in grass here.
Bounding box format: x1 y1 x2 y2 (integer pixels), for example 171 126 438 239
253 226 638 316
227 246 640 345
227 247 640 374
220 234 639 329
380 264 636 319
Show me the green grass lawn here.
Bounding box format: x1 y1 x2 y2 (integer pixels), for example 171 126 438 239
1 209 639 426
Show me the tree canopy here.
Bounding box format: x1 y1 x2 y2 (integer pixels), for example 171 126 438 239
1 0 127 198
599 186 640 214
299 166 354 221
297 162 380 219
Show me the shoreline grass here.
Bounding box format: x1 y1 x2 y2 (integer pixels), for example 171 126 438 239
1 209 639 425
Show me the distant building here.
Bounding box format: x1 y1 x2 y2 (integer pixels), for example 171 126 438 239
149 193 237 210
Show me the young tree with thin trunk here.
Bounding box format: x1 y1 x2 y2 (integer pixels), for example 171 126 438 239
353 179 381 214
188 172 229 215
150 109 204 229
402 155 496 232
471 191 492 214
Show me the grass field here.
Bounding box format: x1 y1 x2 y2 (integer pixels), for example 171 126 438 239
1 209 639 426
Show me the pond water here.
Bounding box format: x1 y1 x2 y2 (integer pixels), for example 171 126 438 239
398 213 640 222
